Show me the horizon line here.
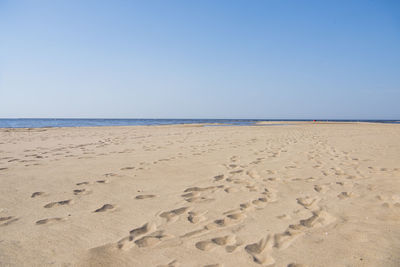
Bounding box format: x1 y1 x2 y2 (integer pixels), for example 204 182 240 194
0 118 399 121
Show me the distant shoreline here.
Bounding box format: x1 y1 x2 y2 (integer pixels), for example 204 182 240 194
0 118 399 129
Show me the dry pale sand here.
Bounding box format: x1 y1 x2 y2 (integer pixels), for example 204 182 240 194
0 123 400 267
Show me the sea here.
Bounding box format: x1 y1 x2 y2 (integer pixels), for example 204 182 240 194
0 118 398 128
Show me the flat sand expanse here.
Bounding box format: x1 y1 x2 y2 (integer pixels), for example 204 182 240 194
0 123 399 267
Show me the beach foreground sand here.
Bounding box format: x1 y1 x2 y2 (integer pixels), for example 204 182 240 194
0 122 399 267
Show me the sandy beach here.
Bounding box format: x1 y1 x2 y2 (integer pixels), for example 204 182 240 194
0 122 399 267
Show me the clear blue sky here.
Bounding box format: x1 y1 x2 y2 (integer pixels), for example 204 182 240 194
0 0 399 119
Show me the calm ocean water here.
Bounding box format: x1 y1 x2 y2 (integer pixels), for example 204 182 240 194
0 119 398 128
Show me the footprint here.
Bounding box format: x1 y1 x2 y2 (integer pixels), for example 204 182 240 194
121 166 135 170
0 216 18 227
292 210 336 229
195 235 236 252
314 185 328 193
252 198 268 207
224 187 239 193
44 199 72 208
211 235 236 246
245 235 275 265
188 211 207 224
230 156 238 162
73 189 92 195
285 165 297 169
277 214 291 220
212 217 234 227
182 192 201 198
31 192 45 198
239 202 254 211
261 188 278 202
274 229 304 250
296 196 319 209
247 185 259 192
225 241 242 253
195 240 217 251
337 192 352 199
0 216 13 222
135 231 171 248
185 196 214 203
247 170 261 179
233 179 250 185
135 194 157 200
118 222 157 250
160 207 190 222
96 180 108 184
76 181 90 186
129 222 157 239
94 204 115 213
214 175 224 181
245 235 272 254
226 212 246 221
36 217 64 225
184 186 216 193
157 260 179 267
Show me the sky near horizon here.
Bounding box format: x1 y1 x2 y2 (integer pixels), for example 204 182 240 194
0 0 399 119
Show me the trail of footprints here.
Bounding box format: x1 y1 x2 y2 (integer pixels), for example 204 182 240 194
91 154 336 266
17 141 357 266
29 163 168 224
28 162 170 226
31 177 117 225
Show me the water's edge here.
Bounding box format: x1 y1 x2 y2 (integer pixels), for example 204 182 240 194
0 119 398 128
